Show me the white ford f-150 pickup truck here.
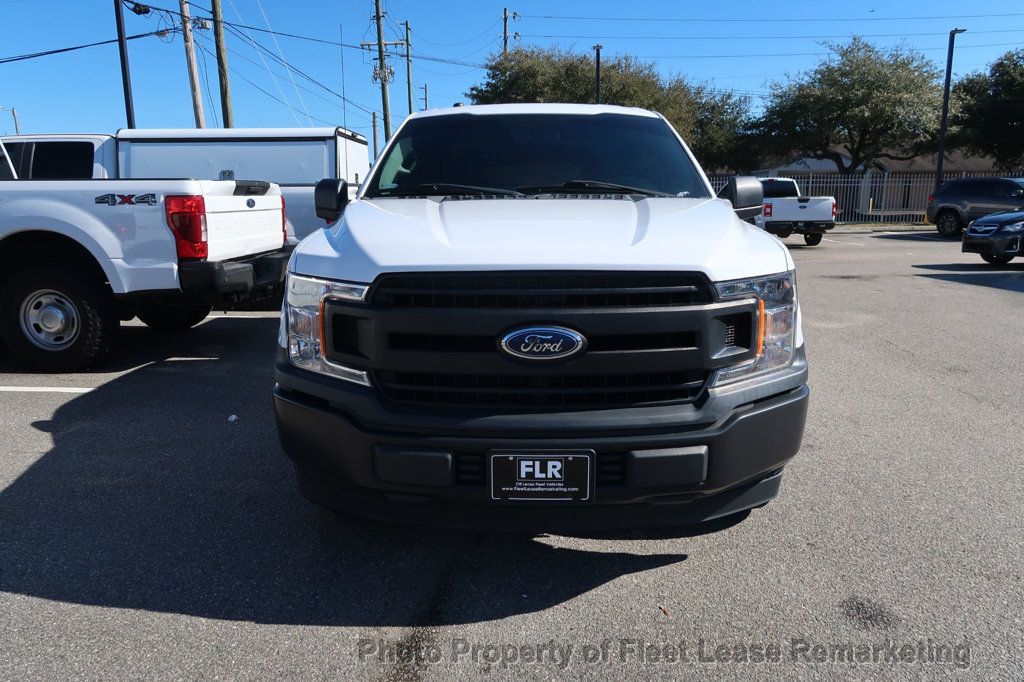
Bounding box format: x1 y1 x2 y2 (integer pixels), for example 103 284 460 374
0 140 289 371
753 177 836 246
274 104 809 530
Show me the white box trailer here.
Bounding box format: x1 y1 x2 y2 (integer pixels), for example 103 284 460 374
116 128 369 243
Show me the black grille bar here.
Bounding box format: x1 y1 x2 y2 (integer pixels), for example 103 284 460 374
371 272 714 309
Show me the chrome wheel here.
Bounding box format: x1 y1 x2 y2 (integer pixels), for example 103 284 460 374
19 289 81 351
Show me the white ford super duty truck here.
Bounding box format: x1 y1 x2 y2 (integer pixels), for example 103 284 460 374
753 177 836 246
0 140 289 371
274 104 809 530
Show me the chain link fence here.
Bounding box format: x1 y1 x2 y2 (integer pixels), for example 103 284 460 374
707 171 1023 224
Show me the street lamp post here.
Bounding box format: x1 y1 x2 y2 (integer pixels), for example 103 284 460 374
936 28 966 190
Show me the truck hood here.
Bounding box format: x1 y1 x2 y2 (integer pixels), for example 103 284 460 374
290 196 793 283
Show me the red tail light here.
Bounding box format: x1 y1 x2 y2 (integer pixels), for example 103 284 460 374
927 194 935 203
280 195 288 244
832 201 837 219
165 195 208 259
763 202 773 218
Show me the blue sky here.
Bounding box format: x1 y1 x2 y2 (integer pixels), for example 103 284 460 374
2 0 1023 139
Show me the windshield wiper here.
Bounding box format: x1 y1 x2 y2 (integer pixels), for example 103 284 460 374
375 182 524 197
517 180 675 197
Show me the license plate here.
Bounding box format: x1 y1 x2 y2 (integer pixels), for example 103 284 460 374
489 451 592 502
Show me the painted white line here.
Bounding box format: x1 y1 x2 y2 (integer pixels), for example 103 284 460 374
824 238 865 246
0 386 93 394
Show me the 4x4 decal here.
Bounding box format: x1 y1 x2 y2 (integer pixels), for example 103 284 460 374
94 193 157 206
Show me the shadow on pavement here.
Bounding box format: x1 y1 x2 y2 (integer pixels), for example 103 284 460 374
0 317 692 626
871 232 950 242
913 262 1024 294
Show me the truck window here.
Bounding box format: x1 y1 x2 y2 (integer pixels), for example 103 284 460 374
0 143 14 180
761 179 799 198
2 141 28 177
366 113 711 198
121 139 332 185
29 141 95 179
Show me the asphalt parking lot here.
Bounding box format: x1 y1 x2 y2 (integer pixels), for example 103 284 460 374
1 231 1022 679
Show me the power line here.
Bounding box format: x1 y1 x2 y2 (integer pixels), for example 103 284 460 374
520 29 1024 41
416 20 501 47
519 11 1024 23
636 41 1024 60
0 30 173 65
194 39 343 126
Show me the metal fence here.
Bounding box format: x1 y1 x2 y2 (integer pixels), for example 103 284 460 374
707 171 1023 224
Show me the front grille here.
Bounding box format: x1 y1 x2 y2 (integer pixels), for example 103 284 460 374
969 224 998 235
324 271 752 413
374 369 706 409
371 272 714 309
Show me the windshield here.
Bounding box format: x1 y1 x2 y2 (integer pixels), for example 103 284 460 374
364 113 710 198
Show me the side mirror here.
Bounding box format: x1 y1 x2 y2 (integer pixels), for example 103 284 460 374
314 178 350 223
720 176 764 221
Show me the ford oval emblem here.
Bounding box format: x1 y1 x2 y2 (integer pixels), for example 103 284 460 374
499 326 587 361
246 198 256 208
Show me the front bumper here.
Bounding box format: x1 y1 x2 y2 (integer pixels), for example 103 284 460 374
962 233 1022 257
179 246 292 301
273 350 809 531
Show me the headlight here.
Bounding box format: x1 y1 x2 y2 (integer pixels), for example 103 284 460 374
1000 221 1024 233
283 272 371 386
711 271 797 386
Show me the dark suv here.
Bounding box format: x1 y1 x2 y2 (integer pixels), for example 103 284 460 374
927 177 1024 236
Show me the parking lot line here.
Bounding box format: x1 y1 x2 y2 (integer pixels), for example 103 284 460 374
0 386 94 394
823 238 864 246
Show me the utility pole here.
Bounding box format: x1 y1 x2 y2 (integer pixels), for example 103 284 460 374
112 0 136 128
404 21 413 116
372 111 379 159
420 83 428 111
502 8 518 54
936 28 966 190
1 107 20 134
593 44 603 104
210 0 234 127
179 0 206 127
373 0 391 139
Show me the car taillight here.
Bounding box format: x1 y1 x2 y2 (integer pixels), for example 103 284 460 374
165 195 207 259
280 195 288 244
763 203 773 218
832 201 837 219
927 194 935 204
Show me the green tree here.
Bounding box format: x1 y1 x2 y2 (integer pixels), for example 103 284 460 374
953 50 1024 171
755 37 943 174
466 47 751 170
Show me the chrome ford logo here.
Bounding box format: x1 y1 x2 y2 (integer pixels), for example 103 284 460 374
500 326 586 361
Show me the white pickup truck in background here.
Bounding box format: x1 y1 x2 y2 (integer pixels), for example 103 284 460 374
0 140 289 371
754 177 836 246
0 127 369 244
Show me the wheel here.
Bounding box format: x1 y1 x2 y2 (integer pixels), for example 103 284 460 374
775 229 792 239
136 301 212 332
0 265 118 371
981 254 1013 265
935 210 963 237
803 233 823 246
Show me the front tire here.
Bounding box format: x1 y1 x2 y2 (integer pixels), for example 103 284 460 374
981 254 1014 266
803 233 823 246
137 301 212 332
0 265 118 371
935 210 963 237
